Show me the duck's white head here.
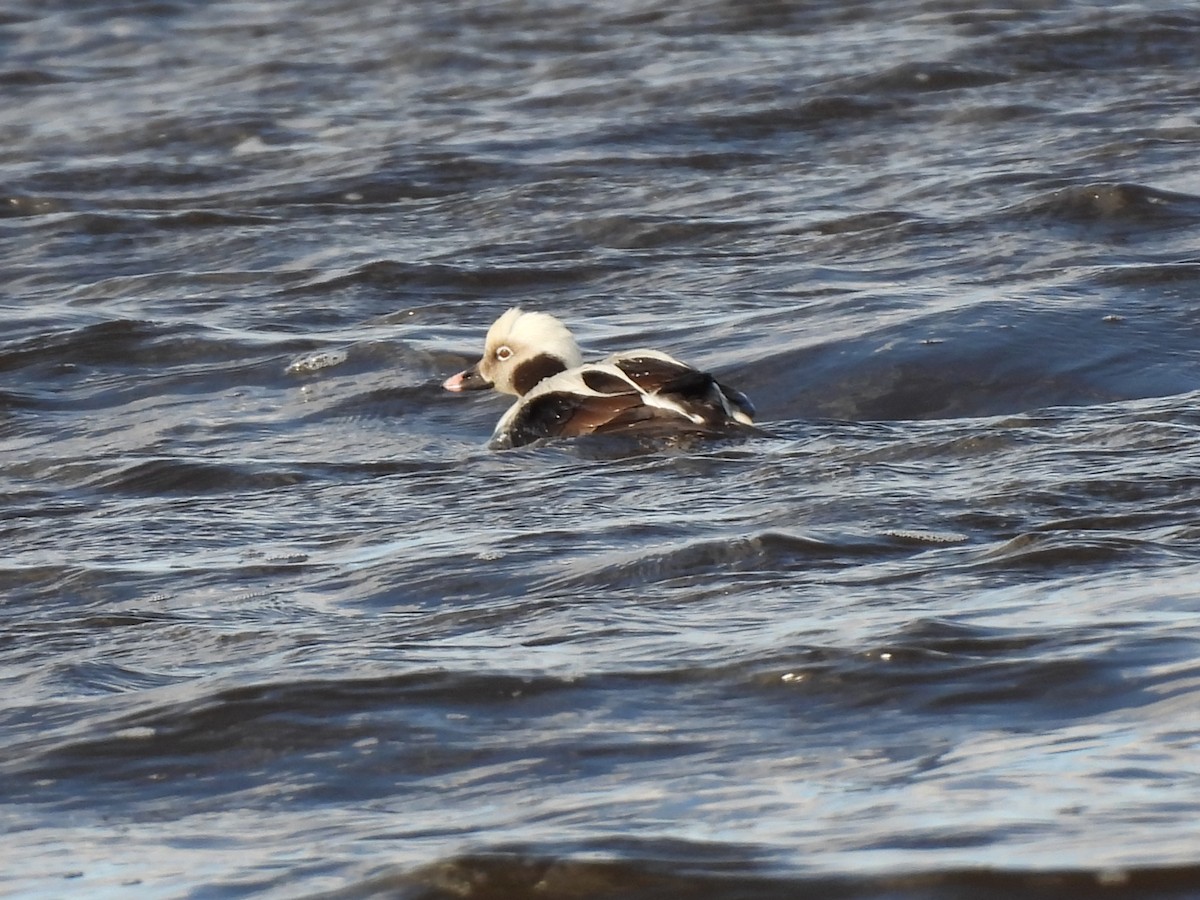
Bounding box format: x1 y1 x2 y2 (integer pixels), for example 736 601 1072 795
443 307 584 396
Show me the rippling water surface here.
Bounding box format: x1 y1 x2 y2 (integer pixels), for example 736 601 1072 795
4 1 1200 897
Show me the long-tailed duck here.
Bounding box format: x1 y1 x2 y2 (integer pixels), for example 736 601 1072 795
443 307 755 449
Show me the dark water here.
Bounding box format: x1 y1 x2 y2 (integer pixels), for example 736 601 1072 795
4 0 1200 897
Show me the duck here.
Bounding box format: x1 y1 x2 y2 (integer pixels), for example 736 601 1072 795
442 307 755 449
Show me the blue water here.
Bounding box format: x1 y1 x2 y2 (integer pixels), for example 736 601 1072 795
3 1 1200 897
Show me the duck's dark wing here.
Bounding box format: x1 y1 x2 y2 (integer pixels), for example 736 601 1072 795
611 354 755 425
607 353 695 392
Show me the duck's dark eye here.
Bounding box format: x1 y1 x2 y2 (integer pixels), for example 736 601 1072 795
495 345 514 361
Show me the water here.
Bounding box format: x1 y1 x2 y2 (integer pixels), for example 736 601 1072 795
3 1 1200 897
